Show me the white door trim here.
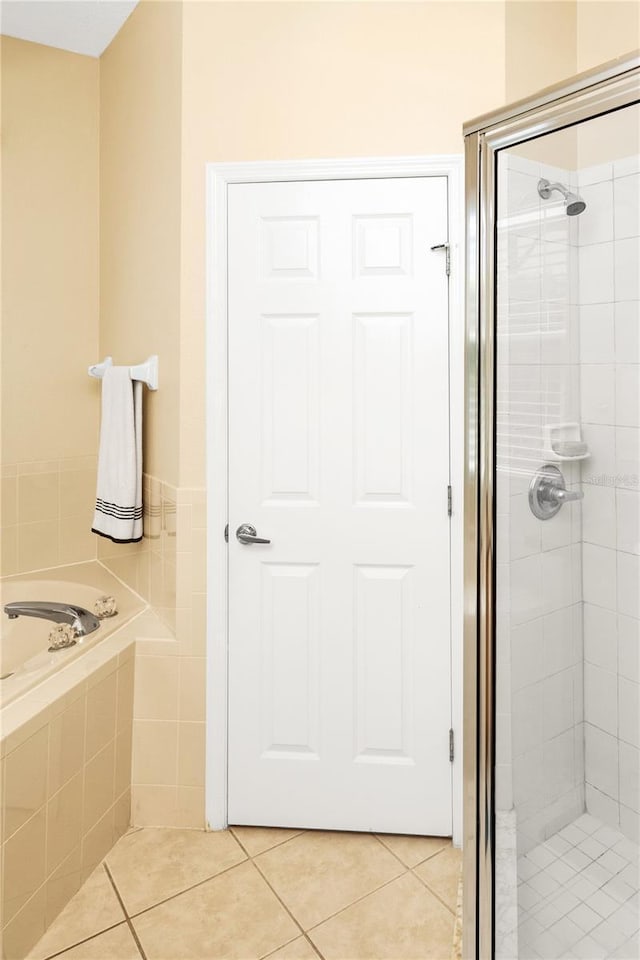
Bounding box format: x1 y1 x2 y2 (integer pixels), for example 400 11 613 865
205 154 465 844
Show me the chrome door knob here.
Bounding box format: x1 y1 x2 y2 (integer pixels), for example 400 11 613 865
236 523 271 545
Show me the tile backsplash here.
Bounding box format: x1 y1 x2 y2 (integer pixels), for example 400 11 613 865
1 457 98 576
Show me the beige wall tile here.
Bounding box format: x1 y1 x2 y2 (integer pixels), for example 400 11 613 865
46 772 83 874
48 693 86 796
17 461 59 476
113 790 131 840
132 720 177 785
17 519 59 572
59 469 96 519
115 725 133 800
100 554 142 597
2 882 47 960
85 670 117 761
59 456 97 473
178 657 205 722
174 606 192 647
116 656 135 733
2 807 47 923
177 722 205 788
190 592 207 656
175 503 192 552
2 725 48 839
175 551 192 608
1 476 18 526
176 786 205 829
149 552 164 609
134 656 179 721
191 528 206 592
82 741 115 835
45 846 82 927
162 558 177 614
59 516 97 564
18 473 59 524
131 785 178 827
191 495 206 531
1 523 18 576
81 807 115 881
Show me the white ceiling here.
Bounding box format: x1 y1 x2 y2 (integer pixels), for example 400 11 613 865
0 0 139 57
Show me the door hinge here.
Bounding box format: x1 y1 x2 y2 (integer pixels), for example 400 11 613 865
449 728 454 763
224 523 229 542
447 485 452 517
430 242 451 276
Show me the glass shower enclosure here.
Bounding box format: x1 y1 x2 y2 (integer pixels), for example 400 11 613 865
464 55 640 959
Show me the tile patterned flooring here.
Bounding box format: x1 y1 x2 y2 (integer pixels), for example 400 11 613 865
517 814 640 960
27 826 461 960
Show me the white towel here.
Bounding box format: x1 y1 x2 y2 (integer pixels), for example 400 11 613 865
91 366 143 543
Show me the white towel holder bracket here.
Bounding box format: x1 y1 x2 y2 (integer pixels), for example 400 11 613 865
89 355 159 391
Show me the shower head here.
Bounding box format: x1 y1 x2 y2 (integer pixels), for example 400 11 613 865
537 178 586 216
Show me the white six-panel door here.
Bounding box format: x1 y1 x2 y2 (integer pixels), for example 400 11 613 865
227 177 451 835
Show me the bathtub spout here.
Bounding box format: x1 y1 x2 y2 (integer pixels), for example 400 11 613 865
3 602 100 638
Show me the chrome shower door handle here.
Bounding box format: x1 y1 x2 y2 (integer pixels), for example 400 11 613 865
236 523 271 545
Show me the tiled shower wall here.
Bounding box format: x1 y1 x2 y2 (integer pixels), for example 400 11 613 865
497 154 585 856
578 157 640 843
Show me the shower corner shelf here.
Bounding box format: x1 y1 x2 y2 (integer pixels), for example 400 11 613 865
543 423 591 462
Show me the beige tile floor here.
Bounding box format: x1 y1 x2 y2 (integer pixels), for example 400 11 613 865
27 826 461 960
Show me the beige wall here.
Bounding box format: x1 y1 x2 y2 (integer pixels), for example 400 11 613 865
100 0 183 487
505 0 577 103
1 37 100 575
178 0 508 487
1 38 99 467
577 0 640 72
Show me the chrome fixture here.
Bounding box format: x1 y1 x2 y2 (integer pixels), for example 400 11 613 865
529 464 584 520
537 177 587 216
4 601 100 637
235 523 271 545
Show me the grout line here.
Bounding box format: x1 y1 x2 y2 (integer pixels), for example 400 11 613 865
247 855 325 960
411 865 457 917
230 832 320 956
373 832 450 871
229 825 306 856
304 868 410 936
39 921 126 960
127 856 250 919
103 862 148 960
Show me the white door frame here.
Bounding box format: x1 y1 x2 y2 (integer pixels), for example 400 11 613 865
205 155 465 844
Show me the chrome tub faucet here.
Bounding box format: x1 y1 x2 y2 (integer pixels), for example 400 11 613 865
4 601 100 638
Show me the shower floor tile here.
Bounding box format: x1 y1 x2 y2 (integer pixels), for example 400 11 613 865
518 816 640 960
27 826 462 960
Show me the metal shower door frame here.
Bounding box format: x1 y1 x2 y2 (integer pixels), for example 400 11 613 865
462 53 640 960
